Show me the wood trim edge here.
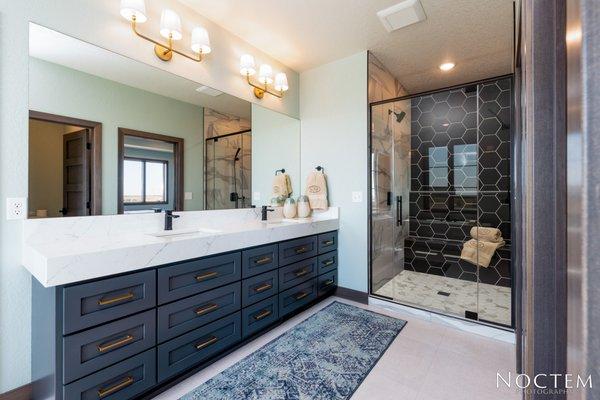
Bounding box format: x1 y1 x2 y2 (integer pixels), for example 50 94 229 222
0 383 32 400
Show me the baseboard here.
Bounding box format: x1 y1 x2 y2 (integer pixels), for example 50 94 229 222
0 383 32 400
335 286 369 304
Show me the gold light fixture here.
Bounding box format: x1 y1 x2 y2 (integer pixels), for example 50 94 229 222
120 0 211 62
240 54 289 99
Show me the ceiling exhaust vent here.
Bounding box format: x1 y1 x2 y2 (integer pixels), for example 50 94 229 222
377 0 426 32
195 85 223 96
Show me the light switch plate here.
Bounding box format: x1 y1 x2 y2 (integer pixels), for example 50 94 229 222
6 197 27 220
253 192 261 201
184 192 193 200
352 191 363 203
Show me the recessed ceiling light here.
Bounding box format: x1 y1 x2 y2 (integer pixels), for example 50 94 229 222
439 62 455 71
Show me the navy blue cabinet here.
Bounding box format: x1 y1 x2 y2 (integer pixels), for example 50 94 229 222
33 230 337 400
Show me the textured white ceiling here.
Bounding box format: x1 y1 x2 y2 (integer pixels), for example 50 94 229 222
29 24 251 118
178 0 514 93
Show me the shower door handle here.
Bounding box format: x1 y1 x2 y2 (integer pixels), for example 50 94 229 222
396 196 402 226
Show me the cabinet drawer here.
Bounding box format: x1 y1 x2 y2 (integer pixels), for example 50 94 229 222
63 348 156 400
278 236 317 266
63 270 156 335
278 279 317 318
318 231 338 254
278 257 317 291
242 296 279 339
157 312 241 382
317 269 338 297
63 310 156 384
157 282 241 343
317 250 338 275
241 270 278 307
242 244 278 278
158 252 241 304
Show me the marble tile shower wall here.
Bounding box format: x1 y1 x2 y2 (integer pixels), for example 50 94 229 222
406 78 512 288
204 108 252 210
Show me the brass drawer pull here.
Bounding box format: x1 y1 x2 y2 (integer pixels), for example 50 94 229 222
195 335 218 350
295 291 309 300
195 271 218 282
195 303 218 316
97 292 134 306
294 246 308 254
323 279 335 287
97 334 134 353
294 268 309 277
322 240 334 246
254 283 273 293
253 309 272 320
322 259 335 266
254 256 272 265
97 376 134 398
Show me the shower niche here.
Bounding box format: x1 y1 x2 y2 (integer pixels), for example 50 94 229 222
370 77 513 328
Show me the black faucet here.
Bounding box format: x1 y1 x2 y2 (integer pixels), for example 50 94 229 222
261 205 274 221
164 210 180 230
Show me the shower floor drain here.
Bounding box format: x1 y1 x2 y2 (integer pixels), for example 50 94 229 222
437 291 451 296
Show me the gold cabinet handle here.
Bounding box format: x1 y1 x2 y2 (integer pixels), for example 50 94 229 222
294 268 309 277
97 334 134 353
253 309 272 320
295 291 309 300
97 376 134 398
322 259 335 266
254 256 272 265
322 240 334 246
195 303 218 316
195 271 218 282
323 279 335 287
97 292 134 306
294 246 308 254
254 283 273 293
195 335 218 350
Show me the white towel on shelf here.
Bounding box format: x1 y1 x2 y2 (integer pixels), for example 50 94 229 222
305 171 328 210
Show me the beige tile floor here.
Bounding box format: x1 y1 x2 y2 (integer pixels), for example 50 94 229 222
154 297 520 400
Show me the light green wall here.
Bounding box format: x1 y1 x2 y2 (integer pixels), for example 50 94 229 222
300 52 369 292
251 104 301 204
29 58 204 214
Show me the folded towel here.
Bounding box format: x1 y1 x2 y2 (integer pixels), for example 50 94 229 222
273 173 292 198
470 226 503 243
460 239 505 267
306 171 328 210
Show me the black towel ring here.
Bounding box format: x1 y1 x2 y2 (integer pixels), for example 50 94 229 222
315 166 324 172
275 168 286 175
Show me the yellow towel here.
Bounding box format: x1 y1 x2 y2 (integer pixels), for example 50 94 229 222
306 171 328 210
272 173 292 198
470 226 502 243
460 239 505 267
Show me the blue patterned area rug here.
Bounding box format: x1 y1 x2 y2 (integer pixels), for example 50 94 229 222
180 301 406 400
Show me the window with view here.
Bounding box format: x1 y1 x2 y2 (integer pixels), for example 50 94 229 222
123 158 167 204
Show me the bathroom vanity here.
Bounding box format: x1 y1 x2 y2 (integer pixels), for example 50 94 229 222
23 208 339 399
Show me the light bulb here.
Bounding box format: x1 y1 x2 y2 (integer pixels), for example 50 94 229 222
258 64 273 85
120 0 147 23
160 9 182 40
191 26 211 54
274 72 289 92
240 54 256 76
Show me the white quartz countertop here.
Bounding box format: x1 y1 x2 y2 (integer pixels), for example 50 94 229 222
22 207 339 287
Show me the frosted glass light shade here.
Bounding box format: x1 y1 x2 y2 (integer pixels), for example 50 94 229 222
240 54 256 76
258 64 273 85
274 72 289 92
160 9 182 40
120 0 147 22
191 27 211 54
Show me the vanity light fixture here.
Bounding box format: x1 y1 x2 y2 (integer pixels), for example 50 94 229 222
120 0 211 62
240 54 288 99
439 62 455 71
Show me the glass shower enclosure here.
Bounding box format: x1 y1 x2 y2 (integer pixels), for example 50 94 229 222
205 130 252 210
370 77 514 328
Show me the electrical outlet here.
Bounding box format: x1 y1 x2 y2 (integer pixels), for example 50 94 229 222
184 192 193 200
352 191 363 203
253 192 261 201
6 197 27 220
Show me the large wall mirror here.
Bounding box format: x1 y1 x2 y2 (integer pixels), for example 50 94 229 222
27 23 300 218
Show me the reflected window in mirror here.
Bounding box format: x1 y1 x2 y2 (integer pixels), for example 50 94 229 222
123 158 168 205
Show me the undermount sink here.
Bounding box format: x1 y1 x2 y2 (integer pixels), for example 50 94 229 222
148 227 222 237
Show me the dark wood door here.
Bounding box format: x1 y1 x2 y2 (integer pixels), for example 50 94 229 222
62 129 90 216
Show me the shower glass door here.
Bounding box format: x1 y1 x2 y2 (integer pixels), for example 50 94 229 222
370 78 513 328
